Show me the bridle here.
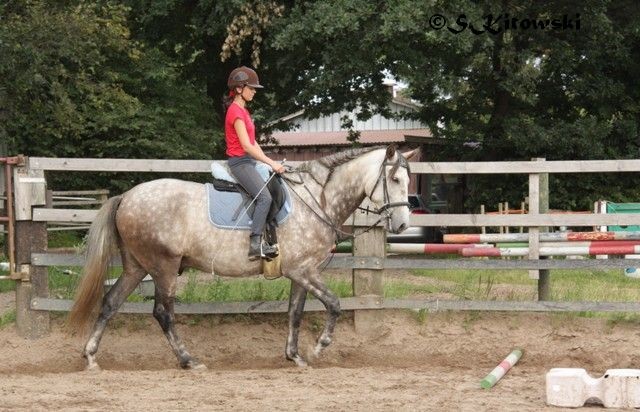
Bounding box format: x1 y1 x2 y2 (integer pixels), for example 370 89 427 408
284 150 411 241
364 152 412 216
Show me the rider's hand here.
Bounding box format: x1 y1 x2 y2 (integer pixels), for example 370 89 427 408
271 162 285 174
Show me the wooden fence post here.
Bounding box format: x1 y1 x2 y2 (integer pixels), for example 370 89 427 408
537 159 550 300
13 159 49 338
529 158 550 300
352 217 385 335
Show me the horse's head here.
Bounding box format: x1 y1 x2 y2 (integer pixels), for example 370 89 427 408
365 145 417 234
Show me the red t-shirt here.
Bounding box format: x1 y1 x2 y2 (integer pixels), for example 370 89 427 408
225 102 255 157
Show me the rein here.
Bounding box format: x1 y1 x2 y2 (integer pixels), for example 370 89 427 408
285 171 365 242
283 150 410 242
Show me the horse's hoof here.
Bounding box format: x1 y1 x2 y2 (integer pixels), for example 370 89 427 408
85 363 101 373
183 360 207 370
288 355 308 367
191 362 207 370
311 337 331 359
313 343 324 358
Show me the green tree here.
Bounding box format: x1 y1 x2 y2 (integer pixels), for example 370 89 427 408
268 0 640 210
0 1 219 192
4 0 640 210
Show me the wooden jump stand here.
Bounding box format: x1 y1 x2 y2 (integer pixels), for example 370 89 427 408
13 158 49 339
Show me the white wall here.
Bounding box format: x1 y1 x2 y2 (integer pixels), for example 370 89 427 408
290 102 425 132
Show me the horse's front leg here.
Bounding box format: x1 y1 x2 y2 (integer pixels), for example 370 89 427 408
307 273 341 358
285 280 308 367
285 271 341 363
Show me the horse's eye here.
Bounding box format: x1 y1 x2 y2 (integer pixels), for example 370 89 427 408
391 176 399 183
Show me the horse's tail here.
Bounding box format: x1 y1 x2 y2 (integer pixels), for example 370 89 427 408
68 195 123 333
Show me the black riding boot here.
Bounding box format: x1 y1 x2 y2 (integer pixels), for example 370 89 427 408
249 234 279 261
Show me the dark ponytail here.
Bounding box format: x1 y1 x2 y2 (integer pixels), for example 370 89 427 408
222 92 234 113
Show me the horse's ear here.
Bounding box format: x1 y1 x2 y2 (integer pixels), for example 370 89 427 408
402 147 421 161
385 144 397 160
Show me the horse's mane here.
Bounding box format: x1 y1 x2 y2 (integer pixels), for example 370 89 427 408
297 146 382 173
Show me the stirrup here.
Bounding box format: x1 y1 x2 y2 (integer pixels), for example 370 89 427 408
260 242 278 260
249 235 278 261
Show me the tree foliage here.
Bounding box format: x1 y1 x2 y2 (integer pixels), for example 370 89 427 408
2 0 640 209
0 1 219 191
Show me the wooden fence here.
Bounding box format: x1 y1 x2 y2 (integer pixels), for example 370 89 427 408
8 156 640 338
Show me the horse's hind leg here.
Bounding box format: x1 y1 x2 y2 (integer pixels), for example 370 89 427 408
83 257 146 371
285 280 308 367
151 266 205 370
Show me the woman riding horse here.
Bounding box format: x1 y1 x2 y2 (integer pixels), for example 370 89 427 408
223 66 284 260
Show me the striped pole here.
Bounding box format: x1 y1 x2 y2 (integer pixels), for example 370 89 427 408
462 244 640 257
480 348 523 389
331 242 489 254
387 243 488 254
495 240 640 249
335 240 640 255
445 231 640 244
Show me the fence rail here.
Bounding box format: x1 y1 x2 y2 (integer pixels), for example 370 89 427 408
30 252 640 270
50 189 109 207
29 157 640 174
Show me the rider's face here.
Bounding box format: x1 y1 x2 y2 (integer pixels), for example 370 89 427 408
241 86 256 101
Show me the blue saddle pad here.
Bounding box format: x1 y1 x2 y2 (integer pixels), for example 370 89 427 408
205 181 293 230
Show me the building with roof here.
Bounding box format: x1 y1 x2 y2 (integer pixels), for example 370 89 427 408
264 86 435 154
260 86 464 213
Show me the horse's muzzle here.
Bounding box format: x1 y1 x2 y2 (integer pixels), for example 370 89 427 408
388 222 407 234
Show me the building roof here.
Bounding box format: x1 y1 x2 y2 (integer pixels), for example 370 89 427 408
268 128 432 147
264 89 432 147
271 97 420 126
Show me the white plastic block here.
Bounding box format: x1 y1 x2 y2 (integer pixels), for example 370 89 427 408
546 368 640 408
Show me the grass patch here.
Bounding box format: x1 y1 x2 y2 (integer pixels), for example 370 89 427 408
0 279 16 293
48 265 124 300
411 267 640 302
0 252 16 293
0 309 16 329
48 231 85 249
48 267 81 299
179 275 289 303
178 273 354 303
605 312 640 327
384 281 435 299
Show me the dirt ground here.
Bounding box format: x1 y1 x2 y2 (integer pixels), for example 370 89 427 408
1 292 640 412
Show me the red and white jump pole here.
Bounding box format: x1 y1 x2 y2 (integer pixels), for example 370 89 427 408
445 231 640 244
387 243 488 254
462 244 640 257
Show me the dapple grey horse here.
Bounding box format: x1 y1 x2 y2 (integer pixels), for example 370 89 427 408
69 145 415 370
